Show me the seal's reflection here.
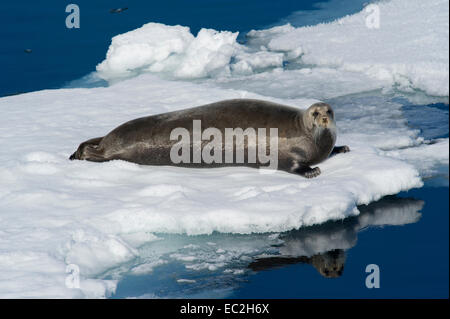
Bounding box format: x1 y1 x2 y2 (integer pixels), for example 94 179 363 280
249 196 424 278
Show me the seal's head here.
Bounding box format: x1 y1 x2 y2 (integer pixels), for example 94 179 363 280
311 249 346 278
303 102 335 131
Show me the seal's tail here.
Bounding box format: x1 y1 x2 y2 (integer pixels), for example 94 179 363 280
69 137 104 161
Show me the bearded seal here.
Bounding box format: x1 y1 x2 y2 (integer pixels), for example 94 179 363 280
69 99 349 178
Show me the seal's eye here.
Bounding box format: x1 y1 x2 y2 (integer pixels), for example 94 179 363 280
327 110 333 115
312 111 319 117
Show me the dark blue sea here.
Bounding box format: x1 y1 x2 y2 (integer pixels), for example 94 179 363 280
1 0 448 299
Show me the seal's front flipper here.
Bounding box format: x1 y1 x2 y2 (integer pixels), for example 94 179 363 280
294 165 321 179
331 145 350 156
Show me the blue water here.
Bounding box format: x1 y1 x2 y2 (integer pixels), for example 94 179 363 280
0 0 368 97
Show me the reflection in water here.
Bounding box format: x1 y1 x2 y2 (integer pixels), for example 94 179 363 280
248 196 423 278
250 249 346 278
111 195 423 298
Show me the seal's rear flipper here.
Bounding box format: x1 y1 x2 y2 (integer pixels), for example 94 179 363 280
69 137 104 161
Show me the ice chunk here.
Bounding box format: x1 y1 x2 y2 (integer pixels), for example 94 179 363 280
95 0 449 98
96 23 238 81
